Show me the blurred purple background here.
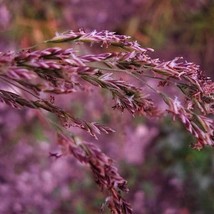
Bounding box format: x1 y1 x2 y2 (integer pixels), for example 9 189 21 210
0 1 214 213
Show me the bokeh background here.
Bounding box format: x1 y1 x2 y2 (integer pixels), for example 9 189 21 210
0 0 214 213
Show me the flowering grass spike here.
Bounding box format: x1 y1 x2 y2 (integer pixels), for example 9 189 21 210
0 29 213 213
